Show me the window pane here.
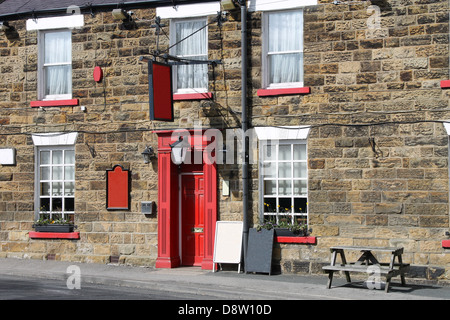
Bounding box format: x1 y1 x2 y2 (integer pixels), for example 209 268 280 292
65 150 75 164
65 198 75 212
40 167 50 180
177 60 207 89
293 162 307 178
66 213 75 223
294 180 307 195
278 145 291 161
294 198 307 214
278 180 292 195
263 198 276 214
294 215 307 225
40 151 50 165
52 198 63 212
40 182 50 196
278 198 292 214
40 198 50 212
65 166 74 180
278 162 291 178
52 150 63 164
52 182 63 196
269 53 302 84
268 11 302 53
262 162 276 178
293 144 306 160
64 182 74 196
264 180 276 195
175 21 206 56
45 65 71 96
52 166 62 180
44 31 71 64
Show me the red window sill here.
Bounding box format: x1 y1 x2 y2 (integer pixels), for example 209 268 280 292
173 92 213 101
275 236 316 244
440 80 450 89
29 231 80 239
443 240 450 248
257 87 311 97
30 99 79 108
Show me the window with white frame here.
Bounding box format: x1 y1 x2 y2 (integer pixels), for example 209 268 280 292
262 9 303 88
36 146 75 222
39 30 72 100
171 18 208 93
260 140 308 225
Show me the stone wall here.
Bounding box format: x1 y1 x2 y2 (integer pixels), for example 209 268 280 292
0 7 245 265
247 0 450 280
0 10 163 264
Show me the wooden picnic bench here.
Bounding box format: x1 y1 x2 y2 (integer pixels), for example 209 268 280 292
322 246 410 293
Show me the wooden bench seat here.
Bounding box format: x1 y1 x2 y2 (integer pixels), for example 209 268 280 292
323 263 410 275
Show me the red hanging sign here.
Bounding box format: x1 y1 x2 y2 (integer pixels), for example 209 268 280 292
106 165 130 210
148 61 174 122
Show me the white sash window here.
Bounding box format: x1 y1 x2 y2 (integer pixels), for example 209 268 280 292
33 133 77 222
171 18 208 93
27 16 81 101
263 9 304 89
260 140 308 224
40 30 72 100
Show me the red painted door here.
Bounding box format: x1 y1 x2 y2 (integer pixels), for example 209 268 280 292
181 174 204 266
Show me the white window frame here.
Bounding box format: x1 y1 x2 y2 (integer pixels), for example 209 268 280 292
37 29 73 101
33 132 77 222
35 146 75 221
443 122 450 221
156 2 220 18
27 15 84 31
259 139 308 224
170 17 209 94
262 9 304 89
249 0 317 12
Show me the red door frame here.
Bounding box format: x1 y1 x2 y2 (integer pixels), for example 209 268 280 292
154 130 217 270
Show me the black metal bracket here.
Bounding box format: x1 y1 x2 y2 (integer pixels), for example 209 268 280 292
140 54 222 66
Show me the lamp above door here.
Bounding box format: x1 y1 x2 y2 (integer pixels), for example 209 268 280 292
170 136 189 166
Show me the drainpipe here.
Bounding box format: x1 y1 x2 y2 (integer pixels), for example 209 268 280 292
240 0 249 271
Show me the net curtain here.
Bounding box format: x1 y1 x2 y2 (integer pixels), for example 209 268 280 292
267 10 303 85
44 31 72 97
175 20 208 91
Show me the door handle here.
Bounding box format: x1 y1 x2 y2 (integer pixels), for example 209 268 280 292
191 227 204 233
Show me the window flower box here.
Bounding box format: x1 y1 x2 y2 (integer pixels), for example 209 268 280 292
274 228 308 237
257 218 311 237
33 224 75 233
33 217 76 233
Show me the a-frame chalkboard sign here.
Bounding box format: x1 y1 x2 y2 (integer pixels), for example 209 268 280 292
245 228 274 275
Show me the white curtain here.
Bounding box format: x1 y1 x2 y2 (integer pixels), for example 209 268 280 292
175 21 207 90
268 10 303 85
44 31 71 96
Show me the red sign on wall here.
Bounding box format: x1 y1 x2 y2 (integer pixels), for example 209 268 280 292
106 165 130 210
148 61 174 122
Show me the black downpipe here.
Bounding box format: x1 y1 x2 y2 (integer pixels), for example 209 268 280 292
240 0 249 272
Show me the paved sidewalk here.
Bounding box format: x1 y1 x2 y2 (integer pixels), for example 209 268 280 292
0 257 449 300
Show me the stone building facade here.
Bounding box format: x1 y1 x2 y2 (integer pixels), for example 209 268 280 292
0 0 449 282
